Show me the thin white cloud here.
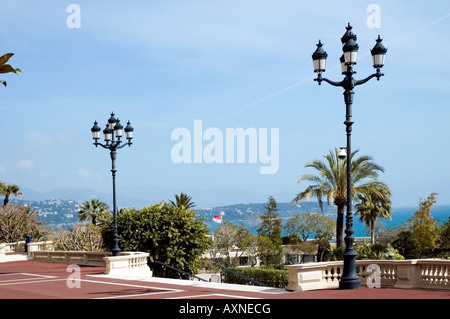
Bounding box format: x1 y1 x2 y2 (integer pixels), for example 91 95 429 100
77 168 102 182
17 159 34 170
24 129 74 151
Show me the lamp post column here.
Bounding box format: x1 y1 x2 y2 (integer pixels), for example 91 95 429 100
110 148 120 256
340 80 360 289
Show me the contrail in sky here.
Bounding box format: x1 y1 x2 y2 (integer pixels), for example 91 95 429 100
216 12 450 123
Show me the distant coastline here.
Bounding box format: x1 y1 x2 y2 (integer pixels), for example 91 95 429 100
12 198 450 237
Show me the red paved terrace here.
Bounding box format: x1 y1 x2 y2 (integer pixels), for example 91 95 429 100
0 259 448 300
1 258 448 317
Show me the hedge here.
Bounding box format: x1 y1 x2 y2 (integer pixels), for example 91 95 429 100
221 267 288 288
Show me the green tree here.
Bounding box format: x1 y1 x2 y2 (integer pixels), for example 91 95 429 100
258 196 282 241
285 213 336 242
355 187 392 244
103 203 211 278
391 230 417 259
257 196 282 267
0 183 23 206
78 199 110 226
169 192 195 211
436 217 450 257
410 193 439 257
0 53 21 87
285 213 335 262
210 221 254 267
293 149 389 247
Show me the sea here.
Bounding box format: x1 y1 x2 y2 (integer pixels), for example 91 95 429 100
205 204 450 239
351 205 450 238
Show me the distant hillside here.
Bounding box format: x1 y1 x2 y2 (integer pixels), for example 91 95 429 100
15 185 299 209
11 198 335 232
197 201 336 234
13 199 80 229
12 198 445 238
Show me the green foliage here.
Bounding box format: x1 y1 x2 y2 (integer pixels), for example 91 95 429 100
389 193 448 259
410 193 439 256
324 245 345 261
391 230 419 259
294 148 390 247
0 182 23 206
169 192 195 210
210 221 255 267
78 199 111 226
256 235 283 267
285 213 336 241
355 186 392 244
101 202 211 278
436 217 450 258
324 242 404 261
257 196 283 267
285 213 335 262
258 196 282 240
222 267 288 288
355 242 404 260
0 53 21 87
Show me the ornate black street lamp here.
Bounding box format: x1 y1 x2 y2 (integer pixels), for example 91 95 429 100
312 23 387 289
91 112 134 256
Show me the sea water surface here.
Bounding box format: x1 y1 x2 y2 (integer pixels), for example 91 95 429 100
352 205 450 238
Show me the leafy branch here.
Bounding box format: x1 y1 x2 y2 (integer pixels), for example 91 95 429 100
0 53 21 87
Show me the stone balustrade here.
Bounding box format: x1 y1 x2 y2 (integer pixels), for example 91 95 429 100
0 244 5 261
29 250 152 277
30 250 110 266
2 241 54 253
285 259 450 291
1 241 152 277
103 252 152 277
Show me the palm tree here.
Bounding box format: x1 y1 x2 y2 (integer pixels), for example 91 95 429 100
0 53 21 87
293 149 389 247
78 199 110 226
0 184 23 205
355 188 392 244
169 193 195 210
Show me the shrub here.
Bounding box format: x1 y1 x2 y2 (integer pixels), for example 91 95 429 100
221 267 288 288
54 223 105 251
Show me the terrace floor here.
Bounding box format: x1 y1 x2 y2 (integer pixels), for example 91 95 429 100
0 256 448 316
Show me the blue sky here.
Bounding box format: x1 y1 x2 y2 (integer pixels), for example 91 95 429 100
0 1 450 208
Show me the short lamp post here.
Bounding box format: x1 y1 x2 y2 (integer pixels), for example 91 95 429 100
91 112 134 257
312 23 387 289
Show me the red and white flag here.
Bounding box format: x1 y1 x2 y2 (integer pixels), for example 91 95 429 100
212 215 222 223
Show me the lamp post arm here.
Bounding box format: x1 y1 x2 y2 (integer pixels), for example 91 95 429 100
94 140 131 150
355 68 384 86
93 141 111 149
117 141 132 149
314 73 343 87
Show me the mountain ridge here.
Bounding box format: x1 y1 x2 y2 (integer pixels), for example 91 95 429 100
15 185 299 209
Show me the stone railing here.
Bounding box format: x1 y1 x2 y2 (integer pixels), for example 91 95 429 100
0 244 5 260
1 241 155 278
30 250 110 266
285 259 450 291
1 241 54 253
104 252 152 277
28 249 152 277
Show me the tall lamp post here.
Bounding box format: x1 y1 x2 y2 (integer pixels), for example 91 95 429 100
91 112 134 256
312 23 387 289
